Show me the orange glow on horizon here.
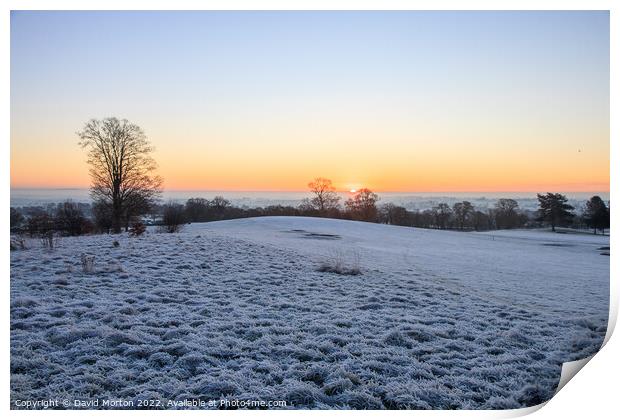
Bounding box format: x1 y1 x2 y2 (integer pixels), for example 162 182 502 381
10 11 610 197
9 147 610 193
10 118 609 194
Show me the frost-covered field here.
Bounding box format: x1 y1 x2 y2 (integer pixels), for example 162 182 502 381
10 217 609 409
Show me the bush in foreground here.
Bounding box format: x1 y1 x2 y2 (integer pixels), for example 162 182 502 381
317 249 362 276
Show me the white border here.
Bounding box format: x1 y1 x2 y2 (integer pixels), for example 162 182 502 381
2 2 616 419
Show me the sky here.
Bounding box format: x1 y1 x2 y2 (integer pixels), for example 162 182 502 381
10 11 609 192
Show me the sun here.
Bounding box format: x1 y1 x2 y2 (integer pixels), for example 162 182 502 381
349 189 357 193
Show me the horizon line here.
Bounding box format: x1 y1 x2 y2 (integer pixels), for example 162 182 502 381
10 186 611 194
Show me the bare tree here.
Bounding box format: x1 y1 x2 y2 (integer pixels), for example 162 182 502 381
432 203 452 229
184 198 211 222
379 203 398 225
308 177 341 214
345 188 379 222
494 198 520 229
452 201 474 230
379 203 410 226
211 196 232 220
471 210 491 231
78 118 162 233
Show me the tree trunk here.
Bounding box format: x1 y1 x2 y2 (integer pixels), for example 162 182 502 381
112 200 122 234
112 181 122 234
112 215 122 234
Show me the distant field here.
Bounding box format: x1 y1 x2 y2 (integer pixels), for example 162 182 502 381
10 217 609 409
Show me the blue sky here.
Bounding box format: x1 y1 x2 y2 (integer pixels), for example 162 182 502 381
10 11 610 191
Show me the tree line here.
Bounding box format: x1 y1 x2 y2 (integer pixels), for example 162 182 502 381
171 188 608 234
10 182 609 237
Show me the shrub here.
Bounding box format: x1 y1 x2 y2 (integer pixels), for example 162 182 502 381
10 208 24 231
317 249 361 276
129 221 146 236
92 200 114 233
54 201 88 236
40 231 57 250
27 213 54 237
161 202 185 233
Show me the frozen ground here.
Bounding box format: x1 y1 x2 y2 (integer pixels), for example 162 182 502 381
10 217 609 409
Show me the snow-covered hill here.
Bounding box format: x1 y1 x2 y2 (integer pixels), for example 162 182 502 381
10 217 609 409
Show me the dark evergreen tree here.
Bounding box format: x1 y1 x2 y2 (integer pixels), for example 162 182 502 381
536 193 575 232
583 196 610 235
